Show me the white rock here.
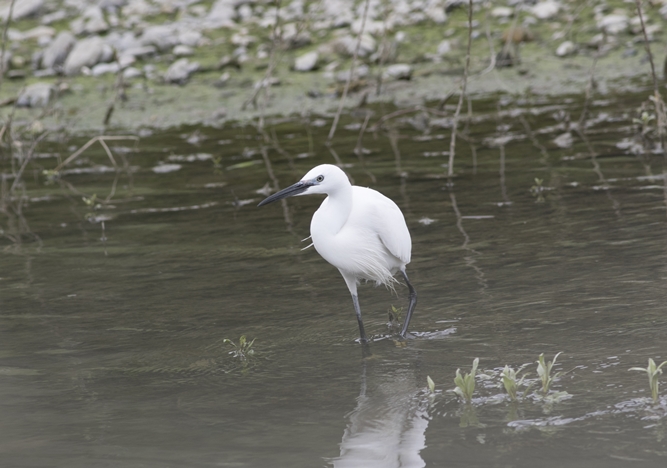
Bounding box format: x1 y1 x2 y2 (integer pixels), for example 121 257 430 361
104 31 141 52
555 40 576 57
597 14 628 35
64 36 109 76
530 0 561 20
293 51 318 71
41 10 68 25
123 67 142 79
335 64 369 83
436 39 452 56
17 83 53 108
178 30 202 47
491 7 513 18
320 0 353 28
588 33 605 47
140 25 179 51
173 45 194 56
118 54 135 69
383 63 412 80
164 58 200 84
85 15 109 34
121 46 156 60
19 26 55 41
152 164 181 174
91 62 120 76
351 19 387 36
122 0 157 17
331 34 376 57
206 0 237 28
41 31 76 70
81 6 108 34
425 3 447 24
0 0 43 20
553 132 573 148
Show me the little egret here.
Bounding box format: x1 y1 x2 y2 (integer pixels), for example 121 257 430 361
258 164 417 343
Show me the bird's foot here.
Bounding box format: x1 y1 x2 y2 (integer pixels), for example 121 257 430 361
397 330 417 340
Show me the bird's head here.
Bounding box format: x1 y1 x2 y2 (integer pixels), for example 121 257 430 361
257 164 350 206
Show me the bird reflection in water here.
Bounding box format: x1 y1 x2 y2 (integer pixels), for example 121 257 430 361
329 354 431 468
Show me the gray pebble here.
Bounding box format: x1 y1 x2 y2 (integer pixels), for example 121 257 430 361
164 58 200 84
64 36 111 76
40 31 76 70
0 0 43 21
17 82 53 108
141 25 179 51
293 51 319 72
123 67 143 80
383 63 412 81
173 45 194 57
91 62 120 77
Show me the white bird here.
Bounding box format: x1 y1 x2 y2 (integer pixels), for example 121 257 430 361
258 164 417 343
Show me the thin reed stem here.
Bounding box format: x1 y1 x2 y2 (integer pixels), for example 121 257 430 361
448 0 473 179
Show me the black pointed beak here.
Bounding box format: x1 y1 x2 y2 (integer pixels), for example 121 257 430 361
258 181 310 207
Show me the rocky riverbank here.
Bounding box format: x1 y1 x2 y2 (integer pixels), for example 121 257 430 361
0 0 665 134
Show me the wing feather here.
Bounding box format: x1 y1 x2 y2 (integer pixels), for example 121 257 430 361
351 186 411 265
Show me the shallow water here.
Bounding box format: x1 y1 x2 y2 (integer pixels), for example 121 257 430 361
1 85 667 467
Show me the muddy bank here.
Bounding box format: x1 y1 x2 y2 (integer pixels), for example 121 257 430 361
0 0 664 134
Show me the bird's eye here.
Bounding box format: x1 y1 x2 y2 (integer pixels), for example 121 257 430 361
316 175 324 183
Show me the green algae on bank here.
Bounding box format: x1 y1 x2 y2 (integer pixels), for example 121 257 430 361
0 43 661 135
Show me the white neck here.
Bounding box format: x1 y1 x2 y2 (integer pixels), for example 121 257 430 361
314 184 353 235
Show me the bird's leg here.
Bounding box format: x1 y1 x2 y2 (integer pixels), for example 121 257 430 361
351 294 368 343
399 270 417 338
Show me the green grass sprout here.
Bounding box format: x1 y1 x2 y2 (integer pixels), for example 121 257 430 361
501 364 533 401
427 375 435 394
223 335 256 362
630 358 667 404
454 357 479 403
536 352 562 396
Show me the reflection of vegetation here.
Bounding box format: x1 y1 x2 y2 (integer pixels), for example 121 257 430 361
387 305 402 335
453 357 478 404
630 358 667 404
529 177 546 203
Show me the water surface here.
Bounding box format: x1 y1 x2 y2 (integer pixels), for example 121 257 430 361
1 85 667 467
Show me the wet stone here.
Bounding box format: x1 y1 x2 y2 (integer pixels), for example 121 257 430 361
383 63 412 81
64 36 111 76
173 45 194 57
40 31 76 70
293 51 319 72
164 58 200 84
335 64 369 83
530 0 561 20
597 14 629 35
140 25 179 51
91 62 120 77
556 41 576 57
17 82 53 108
206 0 237 28
0 0 43 21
